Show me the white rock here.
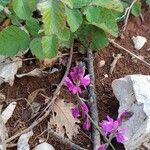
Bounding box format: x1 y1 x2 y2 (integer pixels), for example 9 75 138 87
33 143 55 150
112 75 150 150
132 36 147 50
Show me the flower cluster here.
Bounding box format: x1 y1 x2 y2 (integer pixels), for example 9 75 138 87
65 65 90 94
98 112 128 150
72 101 91 130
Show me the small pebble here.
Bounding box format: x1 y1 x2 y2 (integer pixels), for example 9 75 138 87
132 36 147 50
98 60 105 67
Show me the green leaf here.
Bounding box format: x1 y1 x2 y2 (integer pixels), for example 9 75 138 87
84 6 119 37
12 0 33 20
30 38 45 60
57 27 70 41
42 35 59 58
146 0 150 5
0 5 3 12
65 7 82 32
77 24 109 49
0 0 10 7
38 0 65 35
0 26 30 56
131 0 141 17
62 0 91 8
90 0 123 12
26 18 40 36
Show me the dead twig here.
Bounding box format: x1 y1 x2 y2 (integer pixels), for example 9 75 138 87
6 43 74 143
110 53 123 74
87 48 100 150
121 0 137 31
109 39 150 67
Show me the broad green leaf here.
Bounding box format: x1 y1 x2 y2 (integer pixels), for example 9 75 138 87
42 35 59 58
146 0 150 5
84 6 119 37
65 7 82 32
12 0 33 20
0 5 3 11
0 0 10 7
0 26 30 56
26 18 40 36
90 0 123 12
38 0 65 35
77 24 109 49
57 27 70 41
62 0 91 8
131 0 141 17
30 38 45 60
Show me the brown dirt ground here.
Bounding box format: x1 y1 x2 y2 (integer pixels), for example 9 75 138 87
0 3 150 150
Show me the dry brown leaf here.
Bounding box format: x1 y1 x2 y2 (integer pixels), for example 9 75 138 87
49 99 80 139
27 89 45 104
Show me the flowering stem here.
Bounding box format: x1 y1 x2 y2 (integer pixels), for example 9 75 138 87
77 95 116 150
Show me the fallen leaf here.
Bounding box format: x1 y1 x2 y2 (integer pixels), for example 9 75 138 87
17 130 33 150
2 102 17 124
0 57 22 86
16 68 48 78
49 99 80 139
0 106 7 150
27 89 45 104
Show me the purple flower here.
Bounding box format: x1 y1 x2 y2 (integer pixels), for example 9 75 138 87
115 128 128 143
81 102 89 113
64 65 90 94
83 118 91 130
101 116 118 135
71 107 80 118
97 144 106 150
117 111 133 125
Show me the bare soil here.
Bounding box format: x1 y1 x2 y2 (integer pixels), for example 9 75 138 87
0 3 150 150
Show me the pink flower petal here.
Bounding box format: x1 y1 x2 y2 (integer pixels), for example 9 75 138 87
70 66 84 81
81 102 89 113
81 74 90 87
71 107 80 118
64 77 74 92
97 144 106 150
101 116 119 134
72 85 81 94
115 130 127 143
83 118 91 130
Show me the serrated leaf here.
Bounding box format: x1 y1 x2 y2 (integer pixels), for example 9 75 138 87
65 7 83 32
0 0 10 7
38 0 65 35
30 38 45 60
146 0 150 5
49 99 80 139
0 5 3 11
26 18 40 36
62 0 91 8
77 24 108 49
131 0 141 17
90 0 123 12
0 26 30 56
42 35 59 58
57 27 70 41
84 6 119 37
12 0 35 20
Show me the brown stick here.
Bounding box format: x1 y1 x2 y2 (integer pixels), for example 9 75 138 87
6 43 74 143
87 48 100 150
109 39 150 67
